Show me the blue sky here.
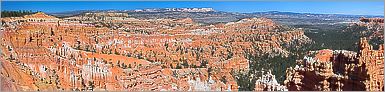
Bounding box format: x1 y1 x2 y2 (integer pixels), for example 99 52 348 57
1 1 384 16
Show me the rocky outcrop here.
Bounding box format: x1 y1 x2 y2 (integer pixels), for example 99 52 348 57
360 17 384 23
284 37 384 91
254 70 288 91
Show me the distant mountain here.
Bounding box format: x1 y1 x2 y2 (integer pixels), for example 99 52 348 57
49 8 383 24
50 8 215 17
132 8 215 12
250 11 382 18
50 10 94 17
246 11 383 26
252 11 303 15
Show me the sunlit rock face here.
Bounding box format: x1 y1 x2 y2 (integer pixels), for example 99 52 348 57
284 38 384 91
0 11 313 91
23 12 60 22
254 71 288 91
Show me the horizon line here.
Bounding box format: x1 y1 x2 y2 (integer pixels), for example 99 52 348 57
2 1 383 16
2 8 383 16
1 0 384 1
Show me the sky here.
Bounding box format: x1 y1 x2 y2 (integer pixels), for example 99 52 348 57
1 1 384 16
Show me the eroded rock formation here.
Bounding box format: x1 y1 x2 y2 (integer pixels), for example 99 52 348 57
284 38 384 91
254 70 288 91
0 12 311 91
